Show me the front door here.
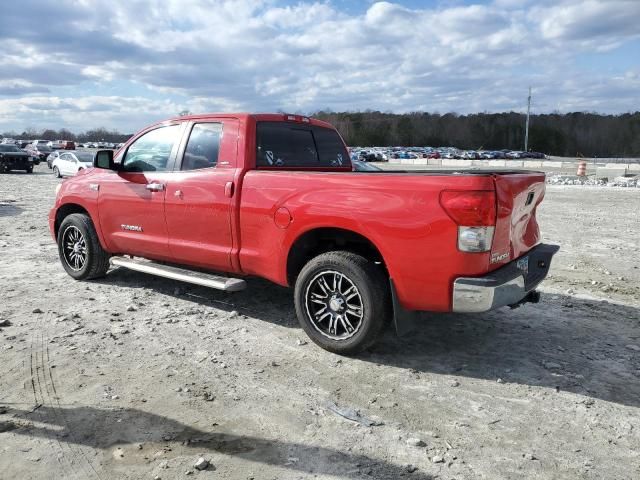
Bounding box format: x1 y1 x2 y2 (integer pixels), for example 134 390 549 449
164 119 239 272
97 123 184 260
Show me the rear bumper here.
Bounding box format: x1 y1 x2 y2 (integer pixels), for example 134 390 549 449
452 243 559 313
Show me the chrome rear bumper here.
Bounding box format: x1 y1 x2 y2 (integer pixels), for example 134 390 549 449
452 243 559 313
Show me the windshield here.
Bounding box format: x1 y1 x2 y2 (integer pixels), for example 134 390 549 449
0 145 20 152
76 152 95 163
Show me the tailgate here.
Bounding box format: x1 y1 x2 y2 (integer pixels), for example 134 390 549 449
490 172 546 268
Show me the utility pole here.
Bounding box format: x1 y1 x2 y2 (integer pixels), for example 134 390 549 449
524 86 531 152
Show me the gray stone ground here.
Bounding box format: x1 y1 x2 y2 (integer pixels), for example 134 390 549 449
1 164 639 480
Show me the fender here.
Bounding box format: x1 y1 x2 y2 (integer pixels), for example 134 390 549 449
51 190 109 253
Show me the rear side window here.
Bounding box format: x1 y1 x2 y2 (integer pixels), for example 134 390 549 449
256 122 350 168
181 123 222 171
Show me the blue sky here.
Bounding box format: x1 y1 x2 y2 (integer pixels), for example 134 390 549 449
0 0 638 133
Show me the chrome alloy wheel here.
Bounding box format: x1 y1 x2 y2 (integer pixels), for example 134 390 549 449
304 270 364 340
62 225 87 271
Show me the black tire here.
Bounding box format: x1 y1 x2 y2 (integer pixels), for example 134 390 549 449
294 251 390 355
25 166 33 173
53 166 61 178
57 213 111 280
0 164 7 174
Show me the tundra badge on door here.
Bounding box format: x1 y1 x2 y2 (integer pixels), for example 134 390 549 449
121 224 143 232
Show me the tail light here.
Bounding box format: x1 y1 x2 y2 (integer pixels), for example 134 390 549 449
440 190 496 253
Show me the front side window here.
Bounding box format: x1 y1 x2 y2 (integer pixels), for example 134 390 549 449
181 123 222 171
256 122 350 168
122 124 181 172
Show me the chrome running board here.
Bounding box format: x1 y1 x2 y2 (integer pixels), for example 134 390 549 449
110 256 246 292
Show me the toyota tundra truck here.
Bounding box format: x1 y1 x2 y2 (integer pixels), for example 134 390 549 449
49 113 558 354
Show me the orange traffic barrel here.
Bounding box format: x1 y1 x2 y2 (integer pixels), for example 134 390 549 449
577 160 587 176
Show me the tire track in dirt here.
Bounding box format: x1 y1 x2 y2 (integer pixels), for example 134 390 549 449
27 312 76 479
41 321 104 480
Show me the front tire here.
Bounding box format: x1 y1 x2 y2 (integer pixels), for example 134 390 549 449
57 213 111 280
25 166 33 173
53 166 61 178
294 251 390 355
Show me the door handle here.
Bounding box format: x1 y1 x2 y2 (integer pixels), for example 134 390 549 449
145 183 165 192
224 181 234 198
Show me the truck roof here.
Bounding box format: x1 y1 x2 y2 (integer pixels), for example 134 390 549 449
164 113 335 130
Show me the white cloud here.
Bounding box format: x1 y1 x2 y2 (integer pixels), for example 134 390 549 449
0 0 638 132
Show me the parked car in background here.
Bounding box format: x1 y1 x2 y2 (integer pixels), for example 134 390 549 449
52 140 76 150
1 138 16 144
52 151 95 178
47 151 62 169
352 159 382 171
25 142 52 164
0 144 34 173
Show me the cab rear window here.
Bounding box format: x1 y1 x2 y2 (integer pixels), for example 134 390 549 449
256 122 350 168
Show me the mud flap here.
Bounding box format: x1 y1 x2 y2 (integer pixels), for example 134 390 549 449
390 278 418 337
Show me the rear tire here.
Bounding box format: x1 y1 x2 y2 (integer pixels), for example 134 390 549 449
25 166 33 173
294 251 390 355
53 166 61 178
57 213 111 280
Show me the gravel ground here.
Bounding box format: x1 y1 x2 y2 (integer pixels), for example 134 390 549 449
1 164 639 480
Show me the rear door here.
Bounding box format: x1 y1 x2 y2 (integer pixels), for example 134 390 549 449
58 153 75 175
97 123 185 259
163 119 239 271
490 172 547 267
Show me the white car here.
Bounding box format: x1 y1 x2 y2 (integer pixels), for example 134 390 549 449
52 151 95 178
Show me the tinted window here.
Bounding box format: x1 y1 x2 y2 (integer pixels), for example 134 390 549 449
313 127 349 166
182 123 222 171
122 125 181 172
256 122 350 168
75 152 94 162
0 145 19 152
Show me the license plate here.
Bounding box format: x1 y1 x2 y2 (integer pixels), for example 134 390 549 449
517 256 529 274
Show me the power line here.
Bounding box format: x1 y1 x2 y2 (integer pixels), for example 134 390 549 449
524 86 531 151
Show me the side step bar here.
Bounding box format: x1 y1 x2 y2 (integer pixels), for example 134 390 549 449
110 256 247 292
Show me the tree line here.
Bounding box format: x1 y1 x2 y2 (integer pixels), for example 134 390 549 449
1 127 132 144
313 111 640 157
4 111 640 156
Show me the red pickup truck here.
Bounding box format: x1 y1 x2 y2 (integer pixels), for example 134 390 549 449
50 113 558 353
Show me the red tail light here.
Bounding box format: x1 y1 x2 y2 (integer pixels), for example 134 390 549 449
439 190 496 226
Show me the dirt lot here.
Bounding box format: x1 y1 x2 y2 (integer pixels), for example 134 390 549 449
1 165 639 480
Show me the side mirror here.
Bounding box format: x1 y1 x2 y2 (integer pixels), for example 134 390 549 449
94 149 117 170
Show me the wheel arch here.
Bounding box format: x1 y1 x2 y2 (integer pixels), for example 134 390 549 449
54 203 107 251
286 227 388 287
